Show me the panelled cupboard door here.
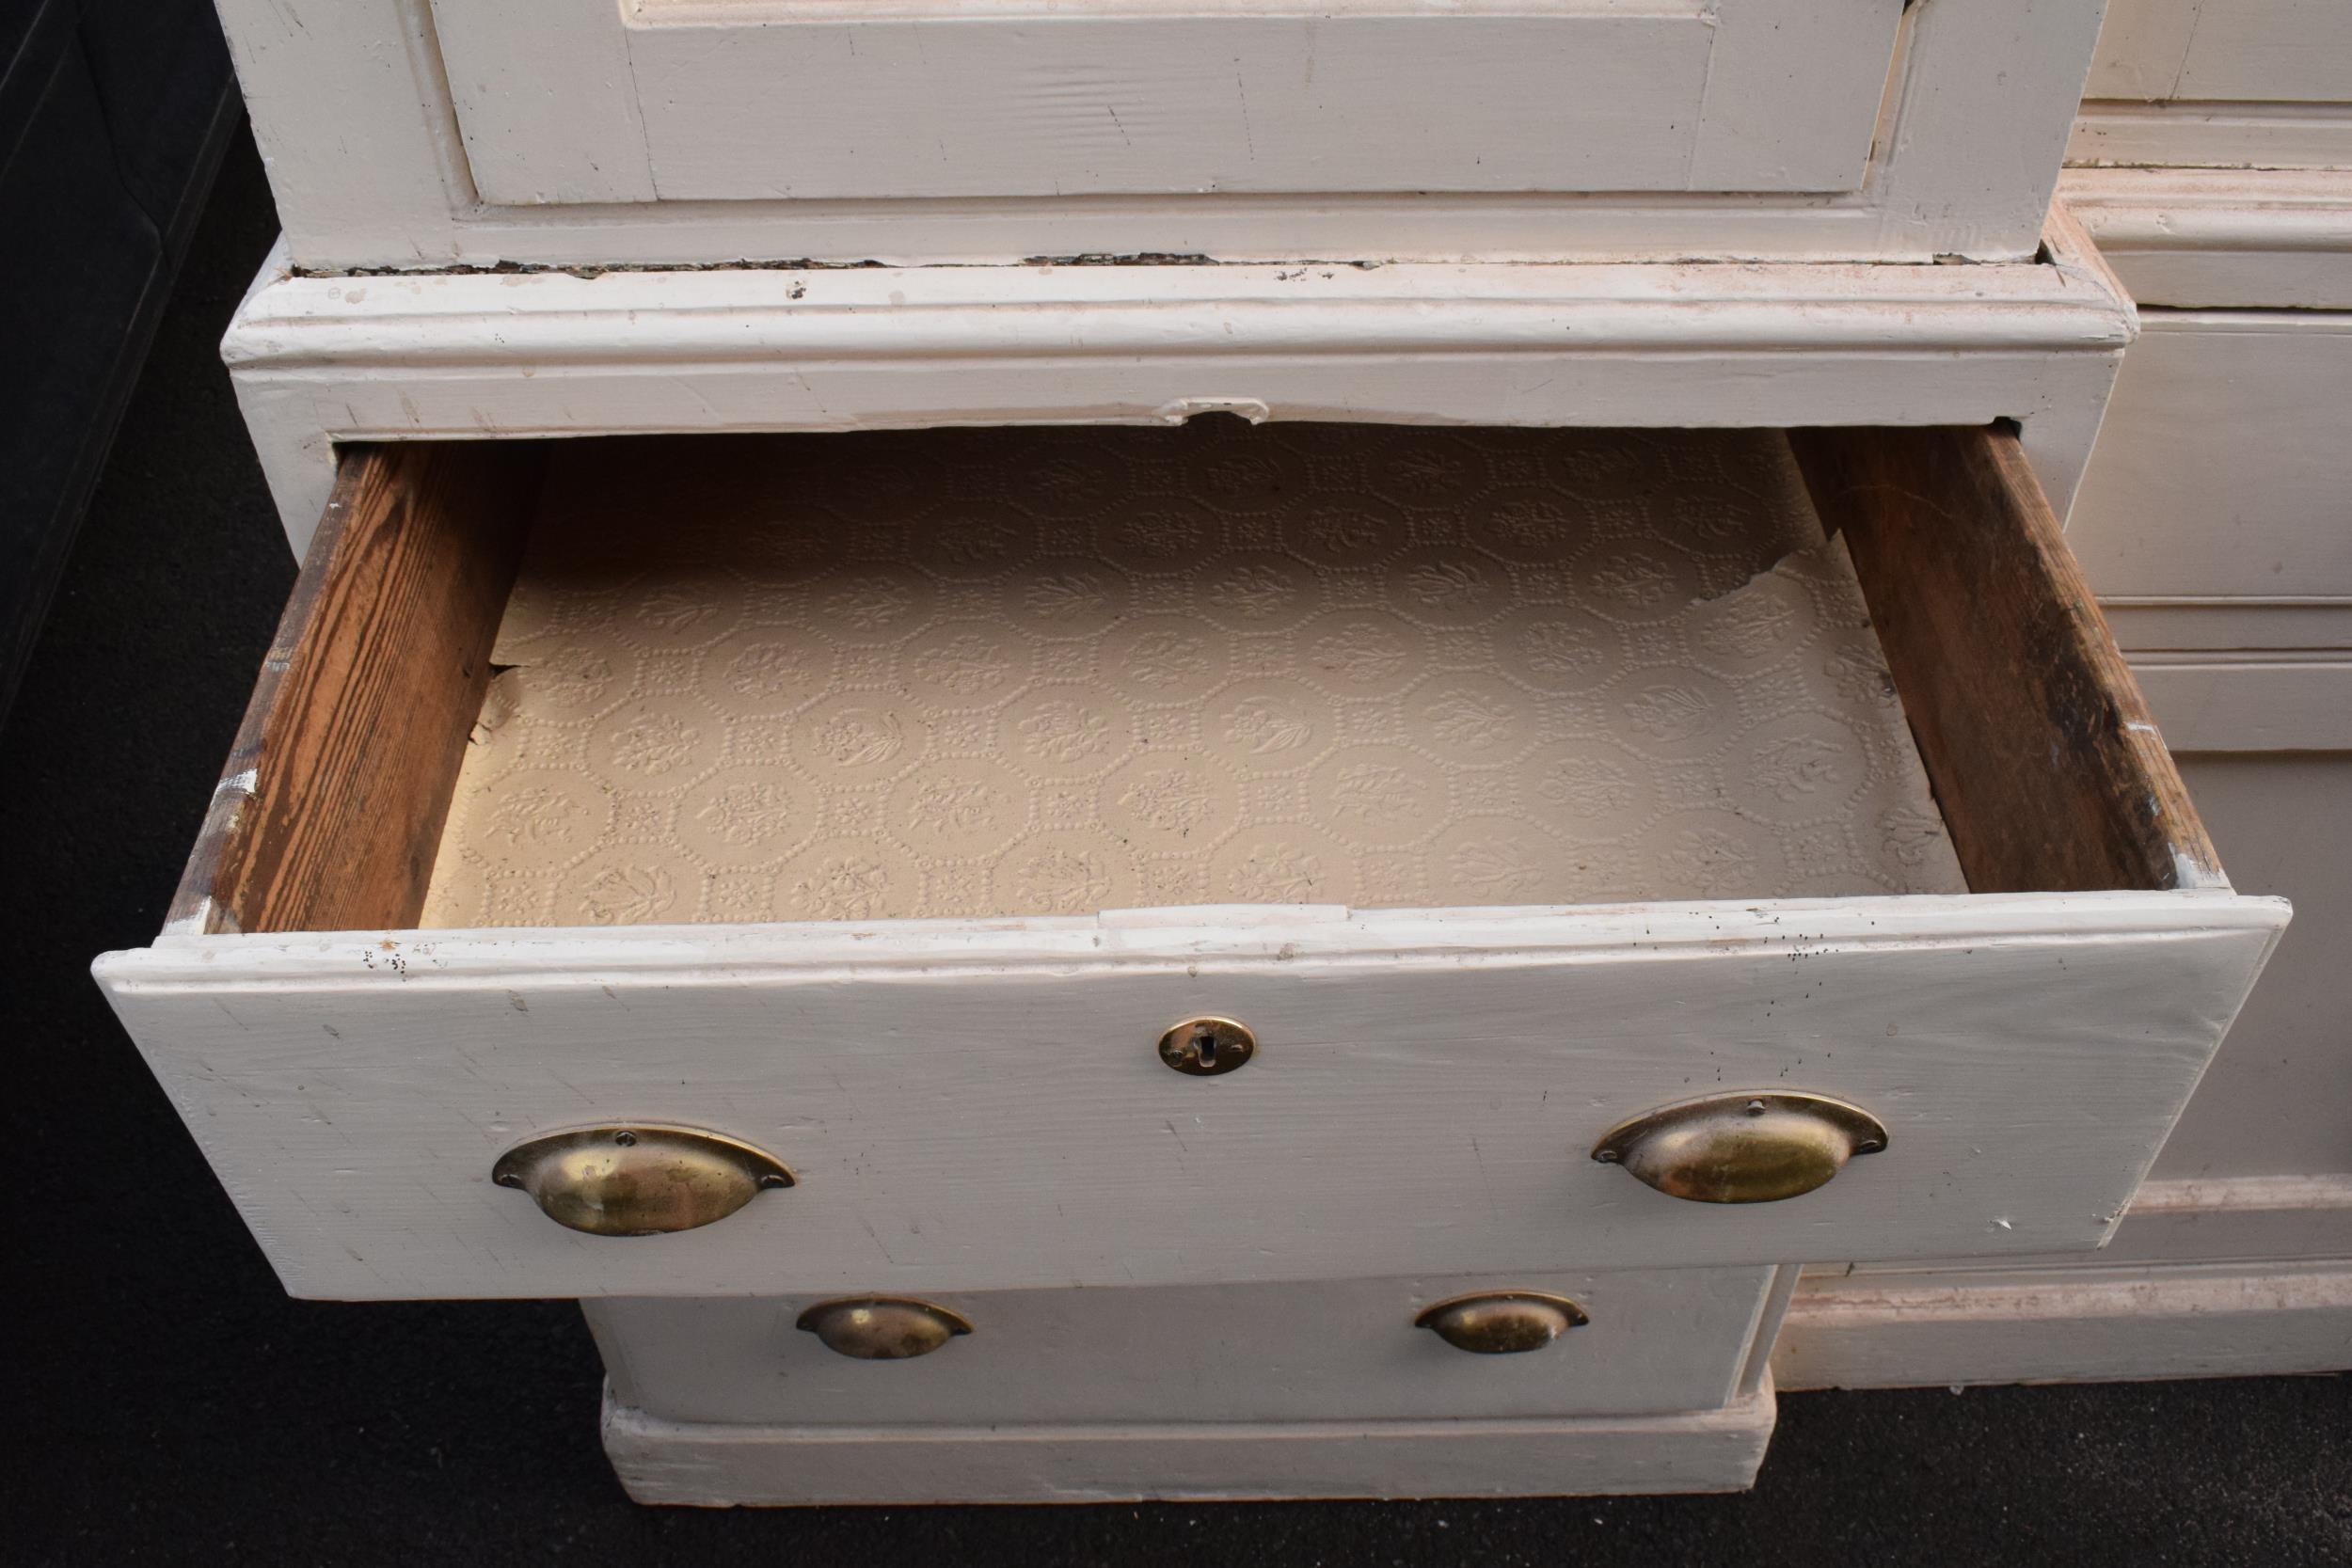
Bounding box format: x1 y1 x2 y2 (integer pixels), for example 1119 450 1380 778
2074 0 2352 170
427 0 1899 206
223 0 2103 264
94 425 2288 1302
2088 0 2352 104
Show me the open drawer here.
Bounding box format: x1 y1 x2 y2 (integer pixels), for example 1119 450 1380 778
96 422 2286 1299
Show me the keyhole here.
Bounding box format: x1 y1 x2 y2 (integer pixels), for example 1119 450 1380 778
1157 1016 1256 1076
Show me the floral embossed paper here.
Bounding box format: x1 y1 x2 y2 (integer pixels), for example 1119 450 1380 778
418 424 1966 928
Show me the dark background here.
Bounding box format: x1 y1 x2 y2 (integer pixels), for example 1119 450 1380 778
8 124 2348 1565
1 0 234 717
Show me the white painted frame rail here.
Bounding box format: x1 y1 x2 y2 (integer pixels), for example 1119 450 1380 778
223 213 2137 554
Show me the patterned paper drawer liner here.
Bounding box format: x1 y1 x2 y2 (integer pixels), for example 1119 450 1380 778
419 424 1966 928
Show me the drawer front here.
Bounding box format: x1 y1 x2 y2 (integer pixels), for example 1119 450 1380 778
99 424 2284 1301
102 896 2278 1299
2071 312 2352 604
429 0 1897 206
587 1266 1783 1426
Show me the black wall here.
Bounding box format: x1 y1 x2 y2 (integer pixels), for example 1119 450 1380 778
1 0 235 720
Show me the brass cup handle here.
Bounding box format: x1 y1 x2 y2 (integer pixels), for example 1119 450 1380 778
1416 1291 1589 1354
797 1297 975 1359
491 1125 794 1236
1590 1092 1888 1204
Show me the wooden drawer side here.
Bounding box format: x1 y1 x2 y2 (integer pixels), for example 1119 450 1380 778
168 443 547 936
1791 426 2225 895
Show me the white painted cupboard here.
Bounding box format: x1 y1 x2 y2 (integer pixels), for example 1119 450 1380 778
96 0 2337 1507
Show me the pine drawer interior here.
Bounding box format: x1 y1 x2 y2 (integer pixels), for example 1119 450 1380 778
167 421 2227 940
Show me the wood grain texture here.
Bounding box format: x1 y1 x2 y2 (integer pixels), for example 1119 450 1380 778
586 1266 1774 1428
168 442 547 934
601 1380 1778 1505
1788 426 2226 895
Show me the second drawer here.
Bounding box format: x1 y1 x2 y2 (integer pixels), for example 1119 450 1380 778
587 1266 1785 1427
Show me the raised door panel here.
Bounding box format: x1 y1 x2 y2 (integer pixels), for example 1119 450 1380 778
427 0 1900 206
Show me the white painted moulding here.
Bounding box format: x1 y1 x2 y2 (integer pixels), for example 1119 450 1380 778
2059 167 2352 309
599 1379 1781 1505
2069 103 2352 175
219 212 2136 551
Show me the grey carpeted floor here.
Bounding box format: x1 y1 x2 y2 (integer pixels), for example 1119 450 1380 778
8 125 2346 1566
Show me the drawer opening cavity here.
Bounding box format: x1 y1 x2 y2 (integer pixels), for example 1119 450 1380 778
167 420 2227 940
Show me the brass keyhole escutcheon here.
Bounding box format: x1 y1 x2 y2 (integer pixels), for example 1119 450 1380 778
1158 1016 1256 1076
490 1124 794 1236
797 1297 974 1360
1590 1091 1889 1204
1416 1291 1589 1354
